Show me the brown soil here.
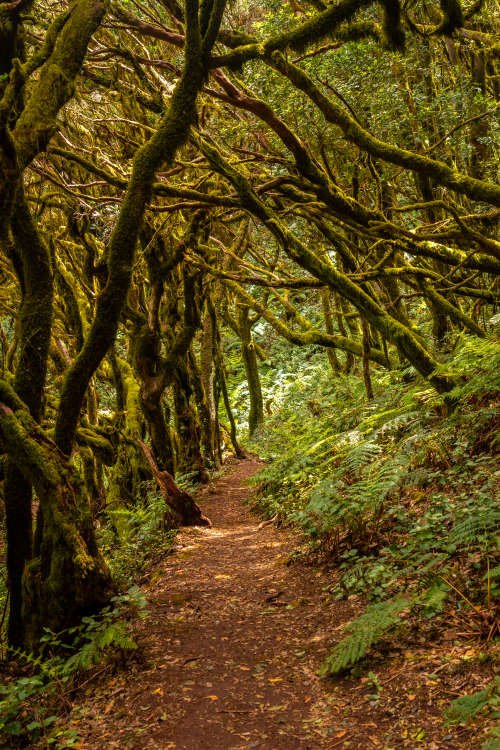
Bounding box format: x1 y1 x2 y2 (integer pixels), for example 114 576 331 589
67 458 495 750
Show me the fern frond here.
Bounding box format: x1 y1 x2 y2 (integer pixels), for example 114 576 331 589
445 677 499 726
449 500 500 550
320 597 412 676
343 440 381 473
482 726 500 750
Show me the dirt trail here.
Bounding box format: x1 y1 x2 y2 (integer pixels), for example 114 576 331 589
70 458 487 750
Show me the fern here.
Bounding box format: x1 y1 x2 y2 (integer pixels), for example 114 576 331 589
61 619 138 674
0 588 145 745
343 440 381 473
320 597 412 676
449 498 500 551
439 335 500 400
445 677 499 726
481 727 500 750
420 581 450 614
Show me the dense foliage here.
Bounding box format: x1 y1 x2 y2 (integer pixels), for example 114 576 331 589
247 331 498 745
250 332 498 638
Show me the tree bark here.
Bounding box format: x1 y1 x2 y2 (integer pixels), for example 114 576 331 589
238 305 264 437
138 440 210 527
4 191 53 648
0 382 114 649
173 362 209 484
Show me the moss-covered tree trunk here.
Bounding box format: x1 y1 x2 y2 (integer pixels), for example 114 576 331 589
4 193 54 648
211 303 245 458
173 362 209 484
0 382 114 649
200 310 219 464
26 473 114 649
238 305 264 437
470 50 489 180
188 349 217 469
334 293 355 373
141 390 176 476
108 359 151 507
321 289 341 374
133 320 176 477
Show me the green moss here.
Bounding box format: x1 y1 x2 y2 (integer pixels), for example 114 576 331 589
200 138 455 394
13 1 109 166
76 428 115 465
268 54 500 207
0 396 60 489
119 360 141 437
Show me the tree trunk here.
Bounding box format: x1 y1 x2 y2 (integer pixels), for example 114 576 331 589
140 387 176 476
188 349 217 468
4 191 53 648
0 382 114 649
238 305 264 437
173 363 209 484
321 289 341 374
138 440 210 527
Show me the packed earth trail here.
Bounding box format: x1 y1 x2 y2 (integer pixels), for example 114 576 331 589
68 459 487 750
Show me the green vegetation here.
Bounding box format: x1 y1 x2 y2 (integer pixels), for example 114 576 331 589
98 488 177 589
319 597 412 676
445 677 500 750
247 331 498 744
250 333 498 661
0 0 498 746
0 588 146 747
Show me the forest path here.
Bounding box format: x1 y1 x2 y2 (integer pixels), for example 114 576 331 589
69 458 477 750
72 457 358 749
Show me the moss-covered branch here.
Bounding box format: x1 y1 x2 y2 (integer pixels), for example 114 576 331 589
55 2 226 455
267 53 500 206
211 0 373 68
199 137 455 393
48 147 237 206
227 280 388 367
12 0 110 167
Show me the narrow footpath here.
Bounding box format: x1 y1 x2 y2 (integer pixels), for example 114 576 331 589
69 459 485 750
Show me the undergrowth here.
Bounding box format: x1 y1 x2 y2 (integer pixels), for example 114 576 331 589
249 333 499 744
98 485 177 588
0 588 147 748
0 484 175 747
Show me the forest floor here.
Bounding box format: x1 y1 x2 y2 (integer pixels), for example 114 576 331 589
66 458 492 750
